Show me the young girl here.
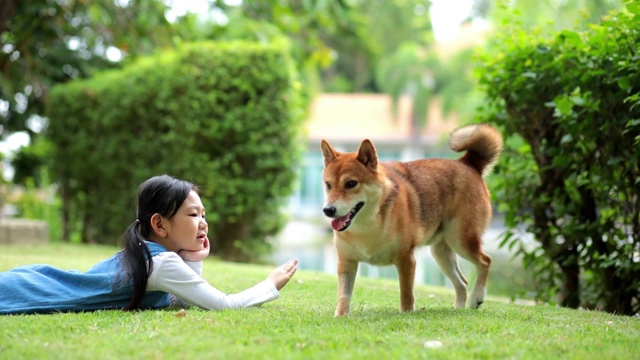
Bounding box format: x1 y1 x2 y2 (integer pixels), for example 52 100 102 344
0 174 298 314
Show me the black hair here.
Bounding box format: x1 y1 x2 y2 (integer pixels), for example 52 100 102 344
120 174 198 310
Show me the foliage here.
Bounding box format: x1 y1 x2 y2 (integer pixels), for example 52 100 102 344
237 0 370 91
182 0 376 107
238 1 358 66
376 44 477 126
487 0 623 31
9 137 52 187
0 154 5 217
0 0 173 141
0 0 176 188
46 40 306 262
321 0 434 92
1 243 640 359
199 0 434 93
374 43 478 158
476 3 640 315
6 176 64 242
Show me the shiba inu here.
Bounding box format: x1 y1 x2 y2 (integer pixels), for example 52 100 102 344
320 124 503 316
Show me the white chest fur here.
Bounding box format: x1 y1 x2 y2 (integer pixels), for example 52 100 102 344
335 232 400 265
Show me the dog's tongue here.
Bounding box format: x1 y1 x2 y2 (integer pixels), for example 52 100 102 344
331 215 350 231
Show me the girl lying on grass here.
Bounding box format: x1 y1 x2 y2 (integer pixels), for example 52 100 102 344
0 174 298 315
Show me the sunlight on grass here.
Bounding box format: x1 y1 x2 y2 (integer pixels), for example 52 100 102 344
1 243 639 359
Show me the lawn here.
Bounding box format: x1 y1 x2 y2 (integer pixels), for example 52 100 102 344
1 243 639 359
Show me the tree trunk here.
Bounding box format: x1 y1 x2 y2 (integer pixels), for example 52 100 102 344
61 183 70 242
556 252 581 308
534 208 582 308
0 0 18 37
0 162 4 219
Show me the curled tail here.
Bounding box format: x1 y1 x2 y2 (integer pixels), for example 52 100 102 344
449 124 503 176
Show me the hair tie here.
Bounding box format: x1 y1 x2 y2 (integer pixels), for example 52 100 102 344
135 219 140 224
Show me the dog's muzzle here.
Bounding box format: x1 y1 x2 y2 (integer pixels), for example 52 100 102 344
324 202 364 232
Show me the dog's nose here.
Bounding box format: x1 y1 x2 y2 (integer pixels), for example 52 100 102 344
323 205 336 217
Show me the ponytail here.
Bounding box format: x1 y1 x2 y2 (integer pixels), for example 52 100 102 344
121 221 153 311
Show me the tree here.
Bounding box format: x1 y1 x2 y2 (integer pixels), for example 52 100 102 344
236 0 371 94
375 43 440 158
0 0 177 187
375 43 478 158
203 0 436 93
321 0 434 92
0 0 173 143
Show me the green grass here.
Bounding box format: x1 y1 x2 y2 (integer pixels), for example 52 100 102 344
1 243 639 359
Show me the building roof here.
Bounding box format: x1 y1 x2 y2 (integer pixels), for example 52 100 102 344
304 93 459 145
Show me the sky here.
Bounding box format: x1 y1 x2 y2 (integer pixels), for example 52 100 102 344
431 0 475 42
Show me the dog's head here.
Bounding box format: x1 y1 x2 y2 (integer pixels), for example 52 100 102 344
320 139 382 232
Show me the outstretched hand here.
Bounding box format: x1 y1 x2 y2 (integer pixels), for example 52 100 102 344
267 258 299 291
177 238 211 262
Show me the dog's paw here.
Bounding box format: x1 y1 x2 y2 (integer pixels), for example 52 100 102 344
335 298 351 316
470 300 484 309
470 288 486 308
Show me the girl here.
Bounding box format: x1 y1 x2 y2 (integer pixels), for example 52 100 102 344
0 174 298 314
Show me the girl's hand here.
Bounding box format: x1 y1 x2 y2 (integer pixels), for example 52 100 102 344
266 258 299 290
177 237 210 262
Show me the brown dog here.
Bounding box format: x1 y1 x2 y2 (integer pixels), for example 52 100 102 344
321 124 503 316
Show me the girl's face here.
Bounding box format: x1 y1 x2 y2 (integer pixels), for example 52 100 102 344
156 190 208 253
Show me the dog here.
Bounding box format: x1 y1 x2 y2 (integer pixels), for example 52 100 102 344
320 123 503 316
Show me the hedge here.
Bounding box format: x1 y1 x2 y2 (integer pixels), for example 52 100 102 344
47 39 306 261
476 5 640 315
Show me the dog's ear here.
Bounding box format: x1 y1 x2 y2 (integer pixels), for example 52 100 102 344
356 139 378 170
321 139 338 167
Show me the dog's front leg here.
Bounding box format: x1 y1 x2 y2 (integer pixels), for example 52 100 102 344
335 258 358 317
395 252 416 312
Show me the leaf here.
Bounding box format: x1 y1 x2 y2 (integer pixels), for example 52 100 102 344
569 96 585 106
626 1 640 14
607 157 622 165
561 134 573 144
618 77 631 91
559 30 581 46
626 118 640 128
499 231 514 248
536 45 551 53
554 96 574 116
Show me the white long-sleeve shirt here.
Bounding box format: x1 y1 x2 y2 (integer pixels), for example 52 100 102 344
146 252 280 310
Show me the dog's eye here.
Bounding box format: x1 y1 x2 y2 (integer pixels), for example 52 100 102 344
325 182 332 190
345 180 358 189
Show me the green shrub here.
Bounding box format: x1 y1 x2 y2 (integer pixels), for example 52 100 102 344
476 5 640 315
47 39 306 262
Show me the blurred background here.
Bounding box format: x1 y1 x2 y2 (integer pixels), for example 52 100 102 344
2 0 638 313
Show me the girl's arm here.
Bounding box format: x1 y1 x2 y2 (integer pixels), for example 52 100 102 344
146 252 280 310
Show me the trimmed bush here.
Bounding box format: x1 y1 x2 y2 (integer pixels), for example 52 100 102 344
476 6 640 315
47 39 306 261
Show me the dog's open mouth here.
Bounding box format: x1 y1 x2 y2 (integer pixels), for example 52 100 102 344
331 202 364 232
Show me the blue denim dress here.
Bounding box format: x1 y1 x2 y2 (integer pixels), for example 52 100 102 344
0 242 170 314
